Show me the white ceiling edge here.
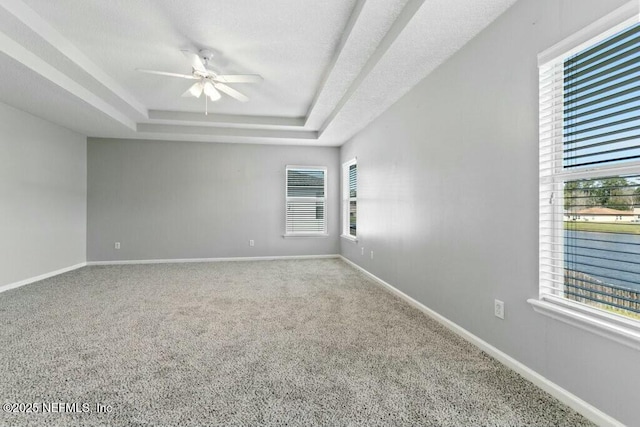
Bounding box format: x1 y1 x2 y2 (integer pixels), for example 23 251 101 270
147 110 306 128
304 0 411 130
303 0 367 126
319 0 424 135
0 0 518 146
0 0 147 118
136 123 317 140
0 29 136 130
100 132 343 147
320 0 520 144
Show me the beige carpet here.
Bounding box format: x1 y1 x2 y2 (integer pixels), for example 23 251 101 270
0 259 591 426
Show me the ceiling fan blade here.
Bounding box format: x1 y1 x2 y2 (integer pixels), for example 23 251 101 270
182 82 203 98
214 74 263 84
180 49 207 73
214 83 249 102
203 81 221 101
137 69 197 79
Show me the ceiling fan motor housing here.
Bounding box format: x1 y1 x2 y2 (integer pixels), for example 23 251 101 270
199 49 214 65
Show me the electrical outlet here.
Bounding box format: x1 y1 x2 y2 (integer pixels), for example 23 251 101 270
249 240 255 247
370 250 374 260
361 247 364 256
115 242 120 250
494 299 505 320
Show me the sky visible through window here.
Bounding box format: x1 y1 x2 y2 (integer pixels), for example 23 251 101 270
563 22 640 169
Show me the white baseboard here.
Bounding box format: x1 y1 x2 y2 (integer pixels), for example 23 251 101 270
0 262 87 294
87 254 340 266
339 256 623 427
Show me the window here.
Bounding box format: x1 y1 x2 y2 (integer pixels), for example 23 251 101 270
534 3 640 348
342 159 357 239
285 166 327 236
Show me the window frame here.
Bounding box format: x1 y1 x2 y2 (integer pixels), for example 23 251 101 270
531 1 640 350
284 165 328 238
341 158 358 242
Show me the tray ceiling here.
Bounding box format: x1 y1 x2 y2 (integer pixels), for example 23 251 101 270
0 0 517 145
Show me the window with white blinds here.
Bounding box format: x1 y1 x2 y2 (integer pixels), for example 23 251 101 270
539 13 640 326
342 159 357 238
285 166 327 235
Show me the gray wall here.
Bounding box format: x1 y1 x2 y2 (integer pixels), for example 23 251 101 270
340 0 638 424
87 138 340 261
0 101 86 287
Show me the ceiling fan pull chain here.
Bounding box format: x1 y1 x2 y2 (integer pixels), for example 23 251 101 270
205 95 208 116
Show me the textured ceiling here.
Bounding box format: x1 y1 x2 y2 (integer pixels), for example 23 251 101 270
21 0 359 117
0 0 518 145
320 0 522 142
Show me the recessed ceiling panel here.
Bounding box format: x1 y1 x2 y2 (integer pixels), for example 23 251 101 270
23 0 358 117
1 0 520 145
0 52 136 137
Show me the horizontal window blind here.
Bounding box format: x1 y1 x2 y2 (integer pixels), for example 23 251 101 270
342 159 357 237
564 22 640 169
540 21 640 320
286 167 327 234
348 162 357 236
349 163 357 198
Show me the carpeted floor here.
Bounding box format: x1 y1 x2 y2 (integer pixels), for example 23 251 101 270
0 259 592 426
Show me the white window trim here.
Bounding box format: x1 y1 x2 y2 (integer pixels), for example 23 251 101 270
528 297 640 351
283 234 329 238
532 1 640 350
341 158 358 242
537 1 639 66
284 165 328 237
340 234 358 242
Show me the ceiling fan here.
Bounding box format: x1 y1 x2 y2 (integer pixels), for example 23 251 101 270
137 49 263 114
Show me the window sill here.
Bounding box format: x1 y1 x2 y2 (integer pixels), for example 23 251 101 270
528 296 640 351
340 234 358 243
282 233 329 238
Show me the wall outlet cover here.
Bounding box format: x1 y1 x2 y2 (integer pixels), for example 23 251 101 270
495 299 505 319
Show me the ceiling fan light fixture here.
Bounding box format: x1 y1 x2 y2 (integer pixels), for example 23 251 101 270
138 48 262 114
203 81 221 101
189 82 204 98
